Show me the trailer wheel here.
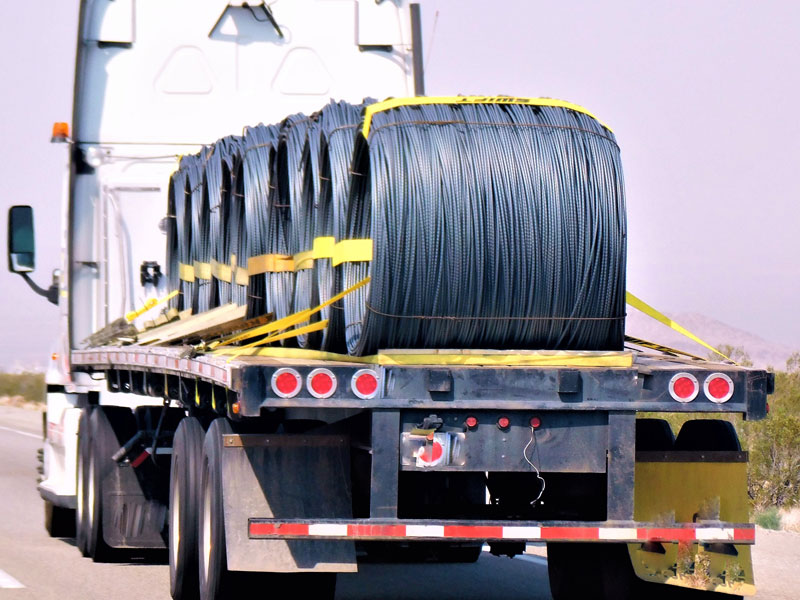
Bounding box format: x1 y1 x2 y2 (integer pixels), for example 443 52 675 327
198 418 337 600
170 417 205 600
674 420 741 451
546 542 605 599
75 408 91 556
86 406 136 562
44 500 75 538
636 418 675 451
199 418 235 599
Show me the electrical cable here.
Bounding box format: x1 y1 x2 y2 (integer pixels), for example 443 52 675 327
342 102 626 355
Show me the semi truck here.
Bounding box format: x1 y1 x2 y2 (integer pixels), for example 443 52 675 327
7 1 772 599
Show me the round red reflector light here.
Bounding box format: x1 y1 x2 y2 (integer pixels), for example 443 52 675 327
272 368 301 398
669 372 699 402
497 416 510 429
704 373 734 403
352 369 379 399
465 416 478 428
307 368 337 399
530 417 541 429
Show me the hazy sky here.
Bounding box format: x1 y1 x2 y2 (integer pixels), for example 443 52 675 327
1 1 799 370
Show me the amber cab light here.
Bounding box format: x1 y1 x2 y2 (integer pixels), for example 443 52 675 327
272 368 302 398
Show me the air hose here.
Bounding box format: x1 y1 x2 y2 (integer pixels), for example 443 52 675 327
342 101 626 355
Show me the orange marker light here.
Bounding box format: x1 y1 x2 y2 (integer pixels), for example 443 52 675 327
231 401 241 415
51 122 70 143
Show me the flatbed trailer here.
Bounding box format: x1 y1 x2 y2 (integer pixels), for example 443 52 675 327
66 343 771 598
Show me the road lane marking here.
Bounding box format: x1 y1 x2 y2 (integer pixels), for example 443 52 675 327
0 568 24 589
0 425 40 440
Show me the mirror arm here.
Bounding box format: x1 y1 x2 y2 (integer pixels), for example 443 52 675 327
19 272 59 305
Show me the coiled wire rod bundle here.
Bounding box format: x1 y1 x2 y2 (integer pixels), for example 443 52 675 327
207 136 242 306
241 124 280 319
313 100 372 351
166 168 183 310
342 98 626 355
177 153 203 313
276 112 312 336
190 147 214 314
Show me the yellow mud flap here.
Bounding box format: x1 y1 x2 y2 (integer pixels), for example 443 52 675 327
630 452 755 596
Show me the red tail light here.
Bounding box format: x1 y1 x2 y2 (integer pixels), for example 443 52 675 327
497 416 510 429
465 416 478 428
530 417 541 429
307 368 337 399
272 368 302 398
704 373 734 403
669 373 699 402
352 369 379 399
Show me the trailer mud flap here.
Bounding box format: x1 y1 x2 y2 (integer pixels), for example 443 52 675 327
629 452 755 595
221 433 357 573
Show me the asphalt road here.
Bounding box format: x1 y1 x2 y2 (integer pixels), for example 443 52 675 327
1 403 797 599
0 405 552 600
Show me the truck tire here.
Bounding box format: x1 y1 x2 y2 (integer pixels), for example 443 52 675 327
546 542 605 599
44 500 76 538
674 420 741 451
170 417 205 600
198 419 337 600
636 418 675 451
86 406 137 562
75 408 91 556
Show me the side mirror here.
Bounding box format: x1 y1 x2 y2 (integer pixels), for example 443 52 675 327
8 205 35 273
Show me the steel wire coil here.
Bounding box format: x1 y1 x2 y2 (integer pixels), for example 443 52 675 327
313 100 372 351
190 147 214 314
177 153 203 313
207 135 242 306
342 102 626 355
276 112 312 341
241 124 280 319
166 168 183 310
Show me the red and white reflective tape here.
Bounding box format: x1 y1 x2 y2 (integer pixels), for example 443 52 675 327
248 521 755 544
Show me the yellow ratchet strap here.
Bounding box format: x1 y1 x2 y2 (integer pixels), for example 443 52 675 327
211 259 232 283
125 290 179 323
250 320 329 347
193 261 212 281
313 236 335 259
361 96 613 137
293 250 314 271
247 253 294 275
213 276 370 350
332 239 373 266
179 263 195 283
626 292 732 362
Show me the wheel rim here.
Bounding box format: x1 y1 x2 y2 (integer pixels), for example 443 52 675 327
170 459 181 569
76 445 84 530
87 449 95 532
201 459 212 584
